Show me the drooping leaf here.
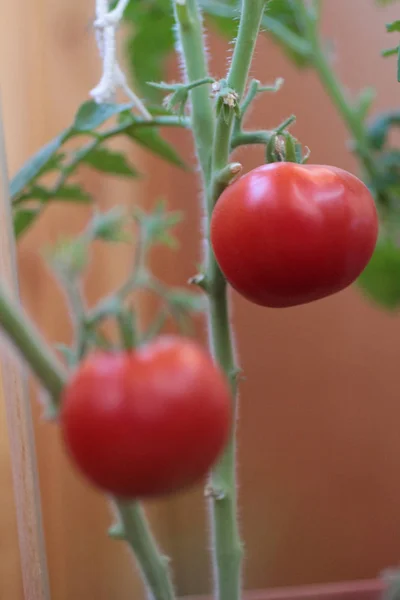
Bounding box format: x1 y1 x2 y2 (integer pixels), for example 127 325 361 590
124 123 186 168
81 146 139 177
74 101 134 132
10 133 67 198
51 185 92 203
16 184 91 204
357 237 400 309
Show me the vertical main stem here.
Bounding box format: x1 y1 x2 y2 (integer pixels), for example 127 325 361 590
174 2 265 600
208 4 265 600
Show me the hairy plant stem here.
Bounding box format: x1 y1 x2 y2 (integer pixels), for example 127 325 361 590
172 0 215 182
115 500 175 600
0 284 66 414
207 3 266 600
174 1 267 599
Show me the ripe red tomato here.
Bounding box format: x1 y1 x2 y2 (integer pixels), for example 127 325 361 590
60 336 231 498
211 162 378 308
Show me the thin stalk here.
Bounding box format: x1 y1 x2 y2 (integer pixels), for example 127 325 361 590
0 284 66 412
115 500 175 600
172 0 215 181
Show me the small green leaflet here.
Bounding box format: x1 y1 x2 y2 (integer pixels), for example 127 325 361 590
74 101 134 131
81 147 139 177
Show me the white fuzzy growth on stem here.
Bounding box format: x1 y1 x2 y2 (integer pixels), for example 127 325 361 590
91 0 151 119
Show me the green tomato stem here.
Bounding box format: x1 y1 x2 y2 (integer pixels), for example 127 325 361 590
207 2 266 600
173 1 265 599
231 130 272 149
172 0 215 181
0 284 66 414
115 500 175 600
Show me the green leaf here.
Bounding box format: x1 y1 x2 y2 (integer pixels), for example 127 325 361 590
89 208 130 243
387 20 400 33
74 101 133 131
16 184 91 204
10 133 67 198
357 237 400 309
123 0 175 103
367 111 400 150
124 124 186 169
13 209 40 237
52 185 92 203
382 46 399 57
133 200 182 248
81 146 139 177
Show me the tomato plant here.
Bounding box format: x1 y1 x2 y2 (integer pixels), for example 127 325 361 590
211 163 379 308
3 1 400 600
60 336 231 498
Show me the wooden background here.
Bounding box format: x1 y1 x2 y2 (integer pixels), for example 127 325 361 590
2 1 400 599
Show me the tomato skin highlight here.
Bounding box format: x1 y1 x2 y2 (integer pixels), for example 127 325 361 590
210 162 379 308
60 336 231 498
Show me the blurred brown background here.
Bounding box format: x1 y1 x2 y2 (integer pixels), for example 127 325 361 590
2 1 400 599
